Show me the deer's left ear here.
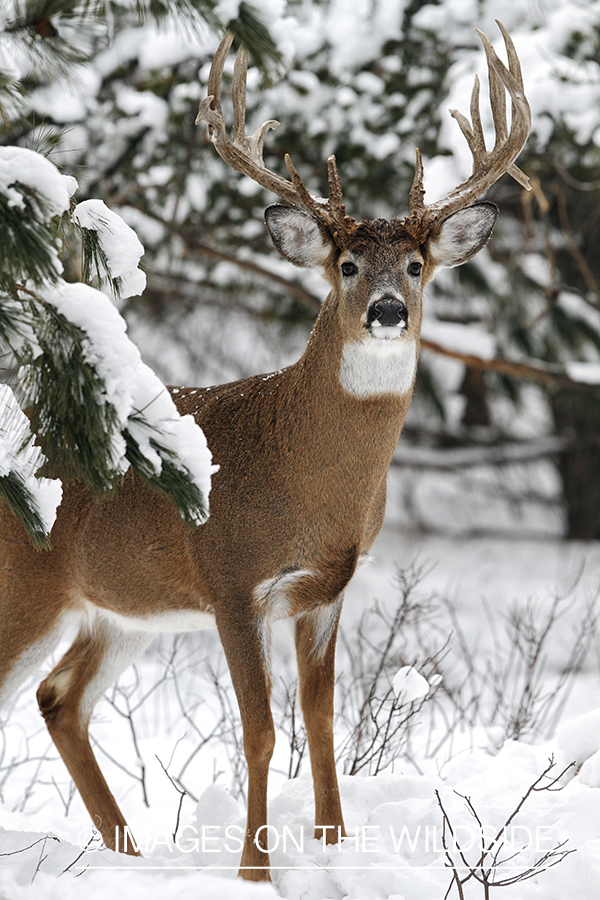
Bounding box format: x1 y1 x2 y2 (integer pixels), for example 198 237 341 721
427 202 498 269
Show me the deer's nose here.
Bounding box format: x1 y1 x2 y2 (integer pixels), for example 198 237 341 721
367 296 408 328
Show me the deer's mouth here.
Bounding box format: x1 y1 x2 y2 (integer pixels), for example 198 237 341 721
366 296 408 339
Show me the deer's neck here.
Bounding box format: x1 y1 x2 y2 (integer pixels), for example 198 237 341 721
292 298 418 420
269 299 417 479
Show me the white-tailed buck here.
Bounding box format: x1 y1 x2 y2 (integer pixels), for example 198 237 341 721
0 22 530 881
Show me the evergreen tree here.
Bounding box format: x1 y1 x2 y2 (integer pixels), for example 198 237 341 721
0 0 280 545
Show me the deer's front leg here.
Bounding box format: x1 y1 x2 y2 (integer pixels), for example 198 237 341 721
217 609 275 881
295 598 346 843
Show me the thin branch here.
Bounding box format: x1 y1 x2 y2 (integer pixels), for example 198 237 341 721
551 182 598 296
392 436 566 470
130 205 321 312
0 835 59 857
420 338 577 387
155 753 187 843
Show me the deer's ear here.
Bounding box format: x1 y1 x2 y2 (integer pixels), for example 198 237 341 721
265 206 332 268
427 202 498 269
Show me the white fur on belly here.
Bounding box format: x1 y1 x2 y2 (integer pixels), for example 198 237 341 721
339 338 417 398
87 603 216 633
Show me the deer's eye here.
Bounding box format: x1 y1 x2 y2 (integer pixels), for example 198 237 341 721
408 261 423 277
341 261 357 277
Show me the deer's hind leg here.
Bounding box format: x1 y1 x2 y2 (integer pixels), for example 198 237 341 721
295 597 346 843
0 558 72 713
37 617 152 854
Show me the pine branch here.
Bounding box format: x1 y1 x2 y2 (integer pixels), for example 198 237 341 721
20 301 124 492
0 382 61 550
0 294 33 351
0 73 25 126
124 426 208 528
78 223 123 299
128 0 282 76
0 0 282 131
2 0 103 81
0 190 65 292
0 469 51 550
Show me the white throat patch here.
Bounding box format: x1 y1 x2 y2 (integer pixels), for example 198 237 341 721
339 338 417 398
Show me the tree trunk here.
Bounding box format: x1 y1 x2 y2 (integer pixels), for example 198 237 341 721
552 387 600 539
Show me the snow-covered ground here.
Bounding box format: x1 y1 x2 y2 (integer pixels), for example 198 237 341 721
1 488 599 899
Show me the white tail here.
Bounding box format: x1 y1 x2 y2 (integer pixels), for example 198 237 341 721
0 23 530 881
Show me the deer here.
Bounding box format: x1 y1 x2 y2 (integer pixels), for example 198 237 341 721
0 22 530 881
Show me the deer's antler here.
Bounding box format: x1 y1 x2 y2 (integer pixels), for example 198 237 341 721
404 20 532 241
196 33 355 244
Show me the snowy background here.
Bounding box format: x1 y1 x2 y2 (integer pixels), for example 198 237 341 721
1 0 600 898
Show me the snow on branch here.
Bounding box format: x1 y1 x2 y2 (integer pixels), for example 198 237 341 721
73 199 146 301
565 361 600 386
0 146 76 215
0 384 62 549
0 146 77 291
21 280 216 527
0 144 215 536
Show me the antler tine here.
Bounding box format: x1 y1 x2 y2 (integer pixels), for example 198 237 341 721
478 25 531 188
405 21 531 240
206 31 234 126
449 76 482 158
284 153 320 212
327 156 348 222
408 148 426 220
232 44 249 147
469 75 487 159
197 32 356 244
496 19 524 93
231 47 280 167
496 20 527 178
327 156 343 207
485 45 508 148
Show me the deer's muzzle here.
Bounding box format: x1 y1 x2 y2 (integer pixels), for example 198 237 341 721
367 296 408 337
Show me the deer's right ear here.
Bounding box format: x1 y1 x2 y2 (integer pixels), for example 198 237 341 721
265 206 332 269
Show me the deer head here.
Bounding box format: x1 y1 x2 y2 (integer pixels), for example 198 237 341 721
196 23 531 371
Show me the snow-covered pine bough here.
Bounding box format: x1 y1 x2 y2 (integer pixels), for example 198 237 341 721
0 22 530 882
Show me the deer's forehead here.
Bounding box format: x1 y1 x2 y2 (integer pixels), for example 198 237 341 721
342 220 421 263
340 236 422 274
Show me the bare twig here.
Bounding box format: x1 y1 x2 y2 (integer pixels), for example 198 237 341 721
156 752 188 843
436 758 576 898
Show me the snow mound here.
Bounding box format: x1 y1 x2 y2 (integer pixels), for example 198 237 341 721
392 666 431 703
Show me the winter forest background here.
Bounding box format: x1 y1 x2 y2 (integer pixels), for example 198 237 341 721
1 1 600 898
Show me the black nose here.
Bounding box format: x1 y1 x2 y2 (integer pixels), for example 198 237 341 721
367 296 408 328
